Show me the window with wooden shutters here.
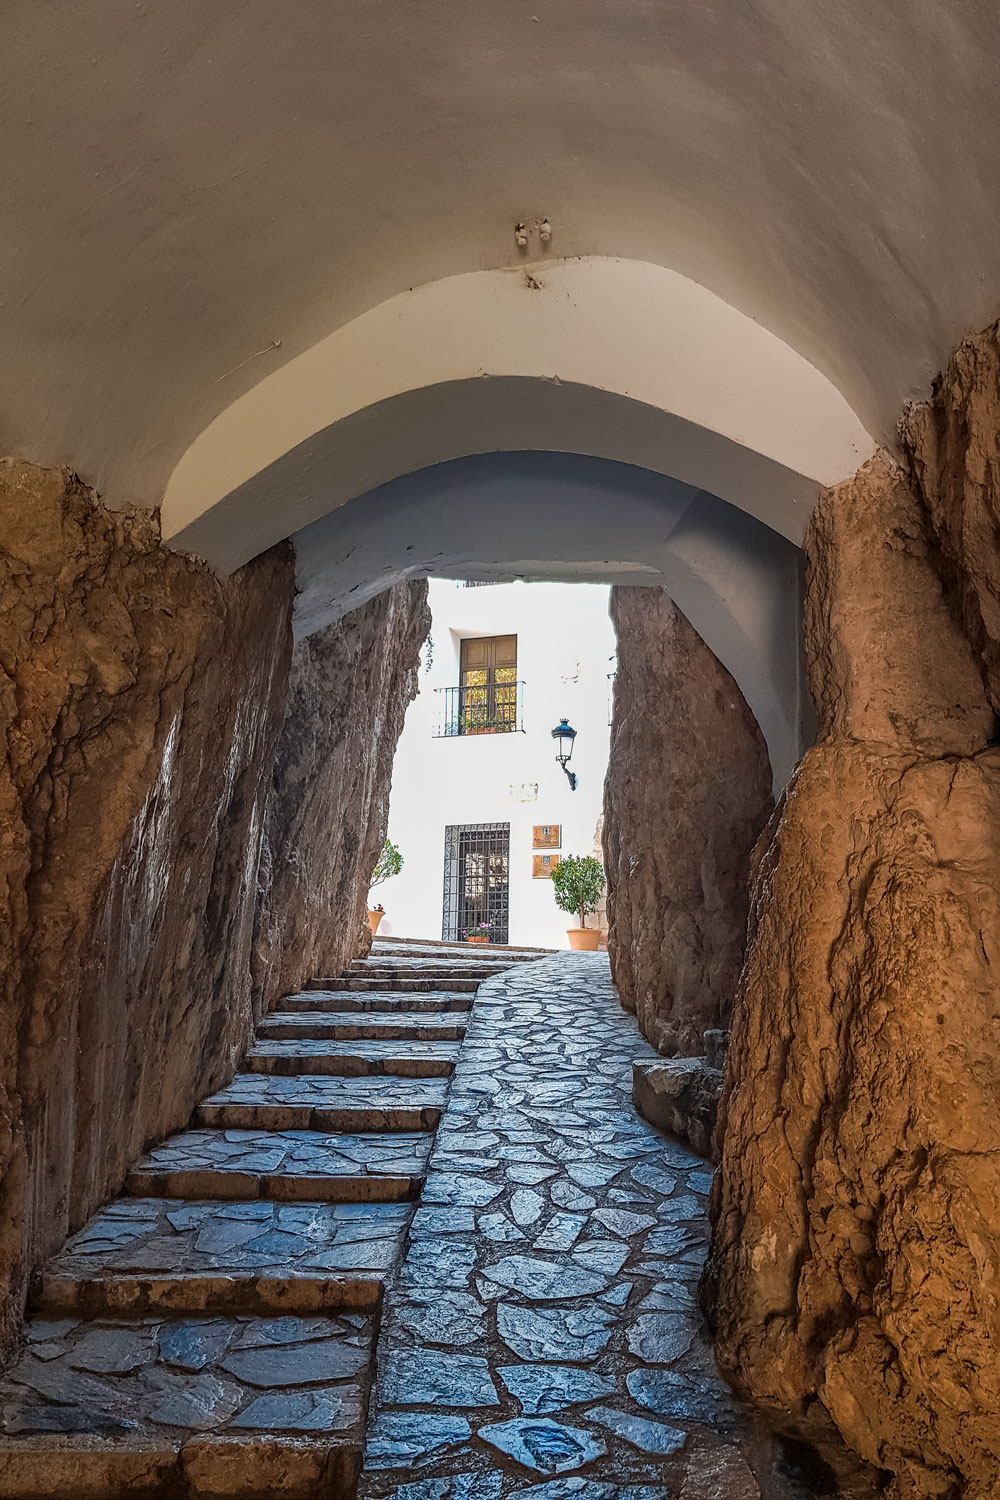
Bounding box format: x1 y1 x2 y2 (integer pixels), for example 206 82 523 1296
458 635 518 734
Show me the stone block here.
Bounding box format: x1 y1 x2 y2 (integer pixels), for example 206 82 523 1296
632 1059 723 1164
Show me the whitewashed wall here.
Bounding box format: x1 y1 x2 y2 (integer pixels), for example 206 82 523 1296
379 579 616 948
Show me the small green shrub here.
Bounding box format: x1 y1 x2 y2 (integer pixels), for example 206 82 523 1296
550 854 605 929
370 839 404 889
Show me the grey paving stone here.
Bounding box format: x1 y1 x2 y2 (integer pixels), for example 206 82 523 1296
643 1225 700 1258
478 1212 527 1243
590 1208 658 1238
411 1206 477 1235
479 1416 607 1475
381 1350 500 1407
572 1242 630 1275
228 1388 356 1430
512 1480 665 1500
219 1338 366 1387
656 1194 702 1222
625 1367 746 1426
550 1182 597 1211
565 1162 623 1189
366 1411 472 1469
422 1174 504 1208
586 1404 688 1456
625 1313 698 1365
384 1477 503 1500
498 1364 615 1415
65 1327 155 1375
393 1290 487 1345
533 1213 587 1251
510 1189 546 1226
157 1320 234 1371
482 1255 610 1302
507 1164 560 1184
401 1239 478 1288
144 1371 243 1430
496 1303 615 1362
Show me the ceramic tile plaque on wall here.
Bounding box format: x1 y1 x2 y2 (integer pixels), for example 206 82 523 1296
532 824 561 849
533 853 560 879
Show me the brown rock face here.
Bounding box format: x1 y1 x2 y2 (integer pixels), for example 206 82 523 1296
0 458 295 1355
903 320 1000 717
707 451 1000 1499
603 586 773 1056
253 581 429 1002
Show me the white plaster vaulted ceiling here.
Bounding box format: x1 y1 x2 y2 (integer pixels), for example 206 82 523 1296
4 0 1000 524
160 257 872 568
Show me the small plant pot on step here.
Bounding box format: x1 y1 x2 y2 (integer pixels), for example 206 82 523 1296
466 935 490 944
367 909 384 935
567 928 600 951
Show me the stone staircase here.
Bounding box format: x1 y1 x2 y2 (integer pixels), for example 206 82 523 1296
0 942 532 1499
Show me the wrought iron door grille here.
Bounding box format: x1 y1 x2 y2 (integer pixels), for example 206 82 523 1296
443 823 510 943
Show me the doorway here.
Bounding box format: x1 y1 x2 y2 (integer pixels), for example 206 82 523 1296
442 822 511 943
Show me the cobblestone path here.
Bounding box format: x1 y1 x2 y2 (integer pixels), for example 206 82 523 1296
0 943 881 1498
361 954 882 1500
0 942 535 1498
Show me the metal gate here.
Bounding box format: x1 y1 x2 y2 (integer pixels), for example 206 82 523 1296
442 823 510 943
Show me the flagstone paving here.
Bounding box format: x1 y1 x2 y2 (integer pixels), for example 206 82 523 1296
360 954 884 1500
0 942 882 1498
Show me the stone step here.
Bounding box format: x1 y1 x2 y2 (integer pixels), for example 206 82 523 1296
197 1073 448 1133
0 1309 371 1497
282 989 474 1014
372 937 551 957
244 1039 458 1079
259 1012 468 1042
34 1200 412 1318
307 976 480 993
349 963 504 979
124 1128 431 1204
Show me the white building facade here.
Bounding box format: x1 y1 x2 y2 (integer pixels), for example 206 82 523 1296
379 579 617 949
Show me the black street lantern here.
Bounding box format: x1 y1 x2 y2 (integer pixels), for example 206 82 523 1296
551 717 578 791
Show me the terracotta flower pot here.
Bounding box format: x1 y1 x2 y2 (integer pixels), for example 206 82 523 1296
466 934 490 944
367 909 384 935
567 927 600 951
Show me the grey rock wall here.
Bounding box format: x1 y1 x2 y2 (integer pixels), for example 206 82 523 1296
603 587 773 1056
253 581 429 1005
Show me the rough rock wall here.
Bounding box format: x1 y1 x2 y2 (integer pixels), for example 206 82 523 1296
903 322 1000 713
253 581 430 1004
603 587 773 1056
706 448 1000 1500
0 459 295 1356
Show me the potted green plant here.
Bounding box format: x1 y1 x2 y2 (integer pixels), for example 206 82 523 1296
463 920 493 944
550 854 606 951
368 839 403 933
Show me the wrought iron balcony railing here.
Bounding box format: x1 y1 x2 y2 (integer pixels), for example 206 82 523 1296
433 681 525 737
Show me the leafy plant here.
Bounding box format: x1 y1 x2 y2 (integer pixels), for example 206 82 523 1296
463 921 492 939
550 854 605 929
370 839 403 889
